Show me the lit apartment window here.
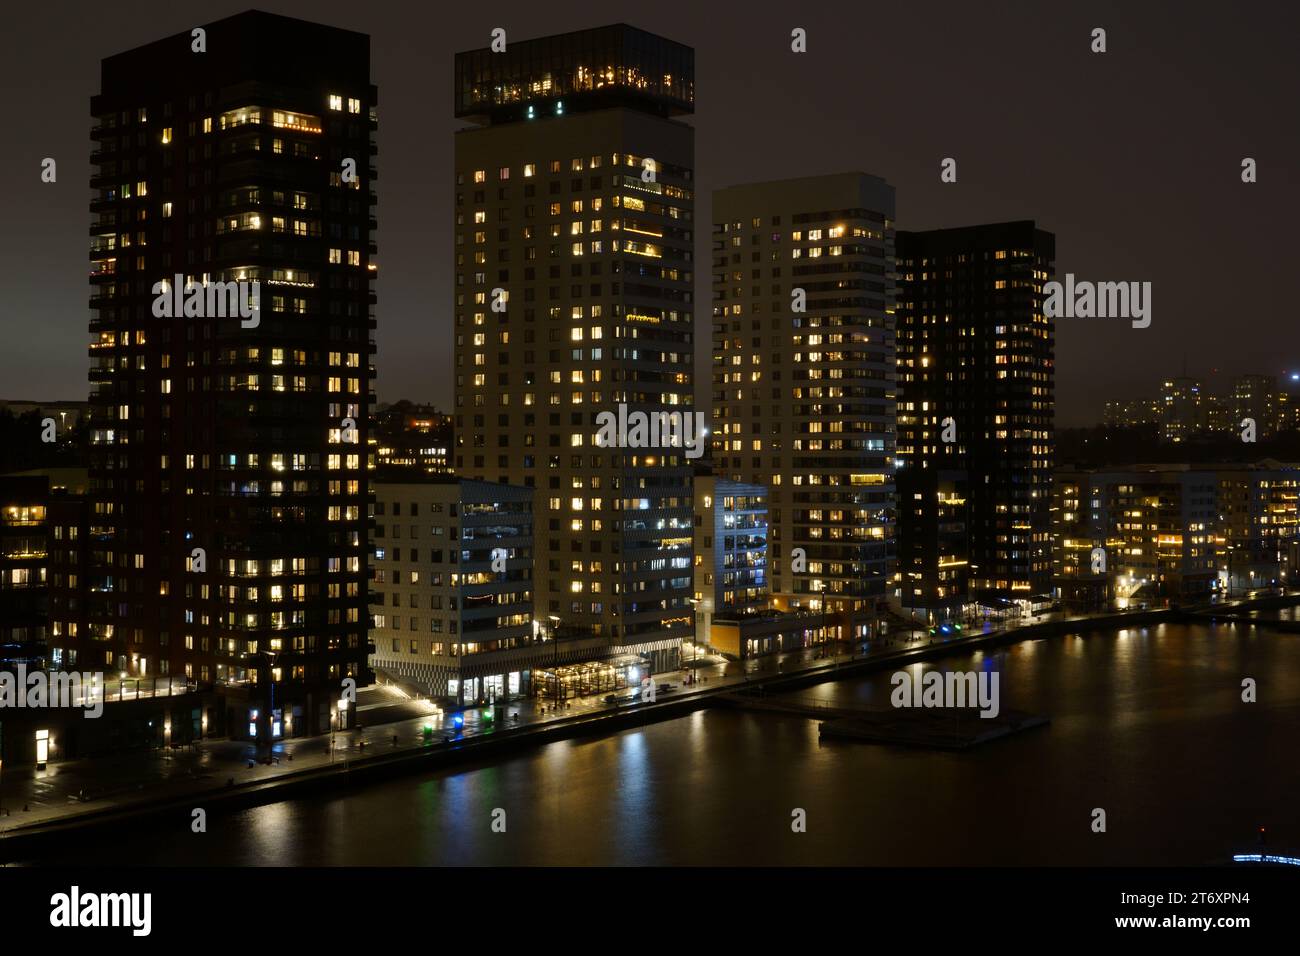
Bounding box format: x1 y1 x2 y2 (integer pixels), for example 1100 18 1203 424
271 110 322 133
329 94 343 111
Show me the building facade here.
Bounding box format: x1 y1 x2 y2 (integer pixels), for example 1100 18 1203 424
711 173 896 641
1216 461 1300 594
1231 374 1279 439
692 473 767 647
1053 466 1218 607
1 475 53 669
895 468 969 621
1159 377 1208 443
452 25 697 674
373 401 453 474
896 221 1055 602
1052 462 1300 606
370 476 537 706
85 11 377 741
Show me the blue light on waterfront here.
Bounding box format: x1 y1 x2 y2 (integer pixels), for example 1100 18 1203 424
1233 853 1300 866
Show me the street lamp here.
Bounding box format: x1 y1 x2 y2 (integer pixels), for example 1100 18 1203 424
813 581 828 661
333 696 348 762
687 597 701 685
548 614 562 703
243 649 280 763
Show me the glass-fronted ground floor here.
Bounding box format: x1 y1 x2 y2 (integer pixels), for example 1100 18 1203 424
530 655 645 701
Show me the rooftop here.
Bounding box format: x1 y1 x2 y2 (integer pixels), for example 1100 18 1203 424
455 23 693 124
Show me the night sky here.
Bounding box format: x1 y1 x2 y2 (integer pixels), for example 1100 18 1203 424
3 0 1297 426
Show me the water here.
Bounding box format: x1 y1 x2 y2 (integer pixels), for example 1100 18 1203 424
28 621 1300 865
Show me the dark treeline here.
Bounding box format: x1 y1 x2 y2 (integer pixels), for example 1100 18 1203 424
0 408 88 474
1058 424 1300 468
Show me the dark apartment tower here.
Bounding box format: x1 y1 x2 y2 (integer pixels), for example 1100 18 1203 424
712 174 896 630
452 26 696 672
86 11 377 738
896 222 1055 600
895 468 968 617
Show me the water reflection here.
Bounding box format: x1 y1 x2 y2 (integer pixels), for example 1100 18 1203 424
27 622 1300 866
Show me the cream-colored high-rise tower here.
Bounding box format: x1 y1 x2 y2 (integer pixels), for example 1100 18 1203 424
712 173 896 638
453 26 696 672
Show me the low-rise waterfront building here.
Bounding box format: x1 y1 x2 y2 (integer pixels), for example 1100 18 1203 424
1053 461 1300 607
692 473 768 649
370 475 538 706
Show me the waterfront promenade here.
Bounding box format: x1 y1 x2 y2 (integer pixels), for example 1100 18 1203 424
2 594 1294 856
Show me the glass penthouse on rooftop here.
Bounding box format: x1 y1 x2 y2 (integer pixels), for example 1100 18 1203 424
455 24 694 123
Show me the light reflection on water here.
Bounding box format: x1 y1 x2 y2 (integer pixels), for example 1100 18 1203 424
28 622 1300 866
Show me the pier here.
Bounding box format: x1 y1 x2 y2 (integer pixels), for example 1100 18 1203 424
719 688 1049 750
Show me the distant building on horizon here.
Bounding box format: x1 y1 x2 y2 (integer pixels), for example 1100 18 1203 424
1160 376 1208 442
1102 372 1296 441
1103 397 1161 430
1232 374 1280 439
373 400 453 474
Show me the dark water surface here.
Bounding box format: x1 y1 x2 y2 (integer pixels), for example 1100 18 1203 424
28 621 1300 865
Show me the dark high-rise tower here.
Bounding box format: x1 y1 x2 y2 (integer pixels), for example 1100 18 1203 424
453 25 696 672
84 11 376 736
896 222 1055 601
